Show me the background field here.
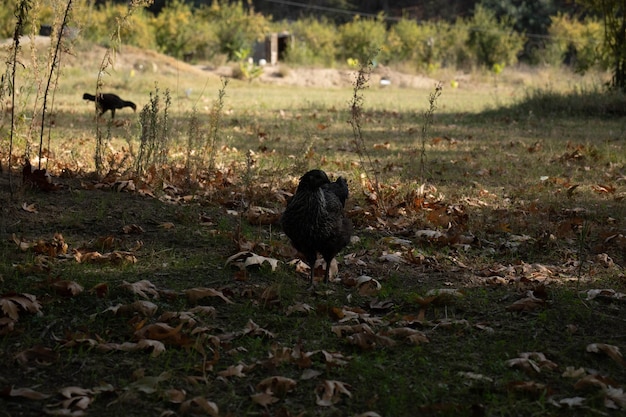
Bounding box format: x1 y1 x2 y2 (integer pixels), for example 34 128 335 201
1 39 625 417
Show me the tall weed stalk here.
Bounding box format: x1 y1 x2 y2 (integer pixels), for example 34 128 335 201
418 82 442 187
94 0 152 177
349 53 383 209
135 86 171 177
3 0 30 194
38 0 73 170
206 78 228 172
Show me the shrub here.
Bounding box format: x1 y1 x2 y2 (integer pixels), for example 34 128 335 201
465 4 525 68
337 14 386 63
79 2 156 50
0 0 55 38
387 18 460 72
197 1 269 61
152 0 201 59
285 17 337 67
547 13 605 71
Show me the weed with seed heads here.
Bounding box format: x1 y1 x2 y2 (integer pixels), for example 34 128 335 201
349 51 382 209
94 0 152 177
135 86 171 178
206 77 228 173
418 82 443 187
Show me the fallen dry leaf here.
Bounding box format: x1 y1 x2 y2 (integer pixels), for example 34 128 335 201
256 376 297 395
226 251 280 271
251 392 279 407
1 386 51 400
163 388 186 403
285 302 313 316
586 343 626 367
21 202 38 213
243 319 276 338
315 380 352 406
180 396 219 416
0 293 42 321
121 280 159 299
185 287 233 304
50 280 84 297
122 223 145 234
218 364 246 378
605 386 626 409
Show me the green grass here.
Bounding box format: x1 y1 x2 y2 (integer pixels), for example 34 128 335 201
1 42 625 416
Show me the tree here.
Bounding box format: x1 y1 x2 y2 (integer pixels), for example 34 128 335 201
579 0 626 91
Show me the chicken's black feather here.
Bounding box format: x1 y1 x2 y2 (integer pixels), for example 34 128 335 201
281 169 352 284
83 93 137 119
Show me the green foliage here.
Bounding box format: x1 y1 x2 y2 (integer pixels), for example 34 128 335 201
79 2 156 50
232 48 263 82
387 18 466 72
284 17 337 67
466 4 525 68
197 1 269 61
0 0 55 38
548 13 604 71
577 0 626 91
152 0 214 59
337 14 386 63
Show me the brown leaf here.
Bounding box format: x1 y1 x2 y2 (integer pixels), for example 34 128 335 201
243 319 276 338
592 184 616 194
163 388 186 404
605 387 626 409
256 376 297 395
285 302 313 316
21 202 38 213
251 392 279 407
15 345 59 365
1 386 51 400
315 380 352 406
218 364 246 378
245 206 281 225
180 397 219 416
50 280 84 297
586 343 626 367
0 293 42 320
90 283 109 298
122 224 145 234
225 251 279 271
121 280 159 299
185 287 233 304
505 294 546 312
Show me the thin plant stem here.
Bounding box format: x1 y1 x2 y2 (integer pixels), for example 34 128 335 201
38 0 72 170
418 82 443 187
7 0 30 196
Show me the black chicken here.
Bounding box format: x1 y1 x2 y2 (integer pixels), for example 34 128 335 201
281 169 352 285
82 93 137 119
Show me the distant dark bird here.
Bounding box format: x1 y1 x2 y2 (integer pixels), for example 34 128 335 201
82 93 137 119
281 169 352 285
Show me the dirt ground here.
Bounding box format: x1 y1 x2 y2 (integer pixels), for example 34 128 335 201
2 36 440 89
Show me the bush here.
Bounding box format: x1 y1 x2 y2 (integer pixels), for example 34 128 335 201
0 0 55 39
387 18 463 72
337 15 387 63
465 4 525 68
79 2 156 50
285 17 337 67
152 0 199 59
197 1 269 61
547 13 605 71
